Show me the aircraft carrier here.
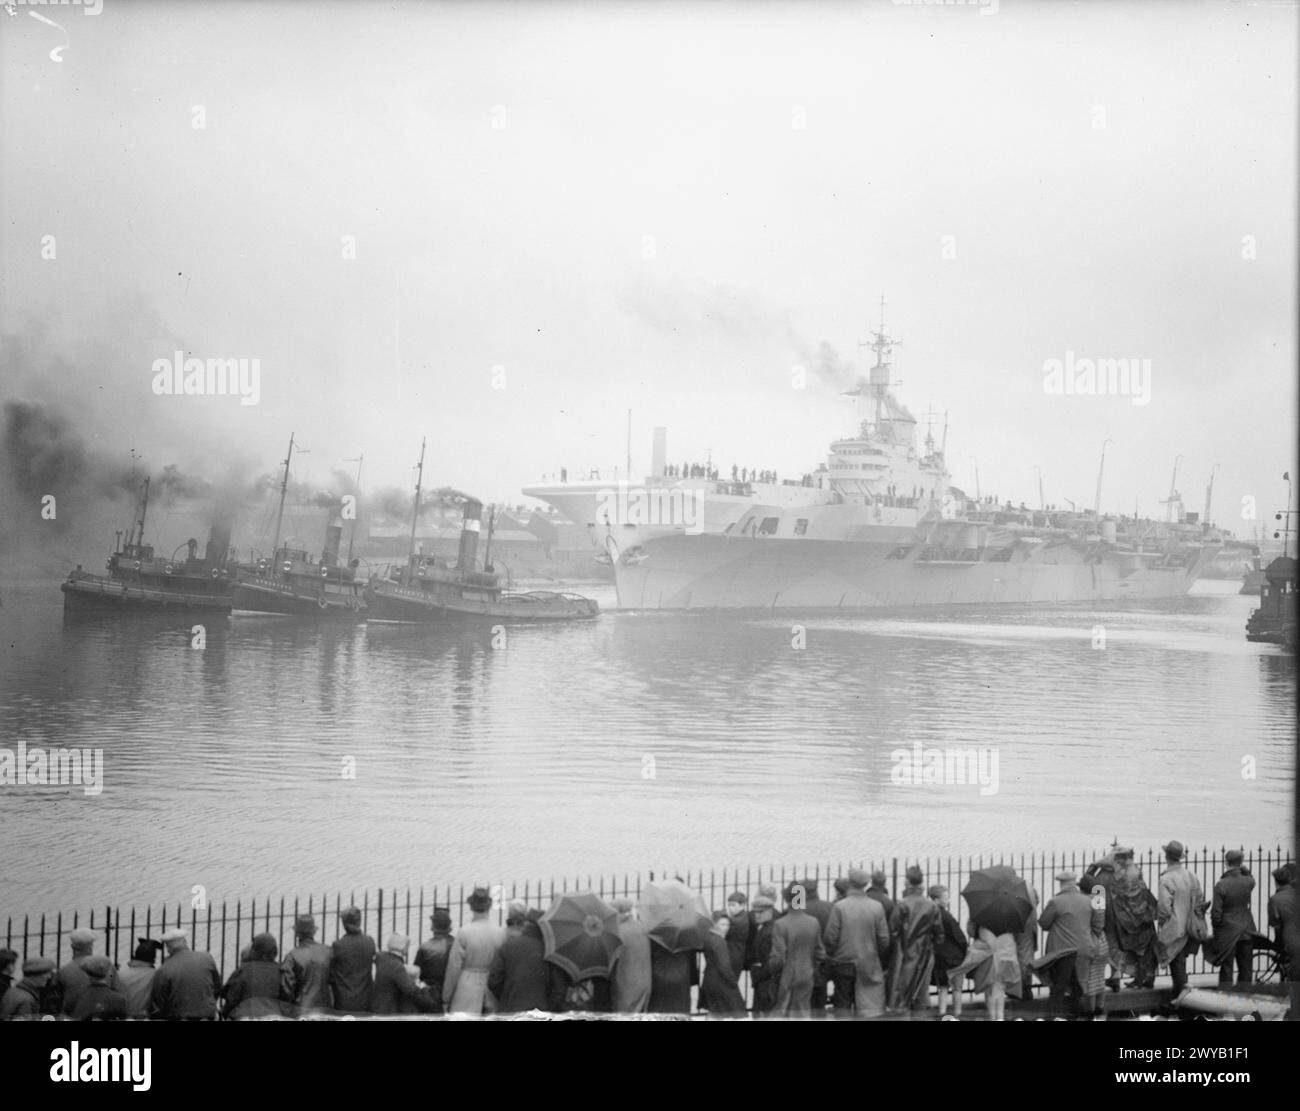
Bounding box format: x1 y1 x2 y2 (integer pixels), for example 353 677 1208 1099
607 315 1226 610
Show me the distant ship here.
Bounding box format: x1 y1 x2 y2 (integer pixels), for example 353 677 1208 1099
231 435 366 619
61 476 235 612
366 440 599 624
610 311 1227 610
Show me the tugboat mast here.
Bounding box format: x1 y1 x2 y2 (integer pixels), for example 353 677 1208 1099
134 475 151 552
344 454 363 565
405 438 426 586
271 432 295 561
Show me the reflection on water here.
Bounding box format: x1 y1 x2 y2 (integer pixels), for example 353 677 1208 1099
0 577 1293 912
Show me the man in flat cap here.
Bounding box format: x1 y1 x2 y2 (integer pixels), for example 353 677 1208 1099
69 956 128 1021
1156 840 1205 997
52 926 121 1017
372 934 438 1015
768 882 826 1016
0 957 55 1020
722 892 750 998
149 927 222 1020
330 906 377 1015
281 913 332 1014
822 867 892 1017
1035 871 1097 1017
746 893 779 1015
1209 848 1258 986
888 865 945 1013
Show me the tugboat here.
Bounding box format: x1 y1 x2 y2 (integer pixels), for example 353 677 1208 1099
1245 555 1296 649
61 476 235 612
231 436 366 618
365 439 599 624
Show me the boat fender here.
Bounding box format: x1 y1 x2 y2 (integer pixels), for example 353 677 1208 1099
133 561 141 570
210 568 220 579
320 565 328 577
318 596 328 610
165 565 174 575
417 566 426 577
105 558 112 570
282 561 292 574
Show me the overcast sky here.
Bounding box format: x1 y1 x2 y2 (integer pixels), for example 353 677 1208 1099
2 0 1296 542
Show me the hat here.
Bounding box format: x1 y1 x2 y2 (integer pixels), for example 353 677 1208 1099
1225 849 1244 866
385 933 409 954
339 906 362 928
294 914 317 936
847 867 870 890
726 891 747 905
159 927 188 944
507 899 528 919
799 879 819 900
927 885 947 900
429 908 453 933
22 956 55 976
467 887 493 913
870 869 888 886
81 956 114 980
611 896 635 913
132 938 162 963
250 933 278 961
1162 840 1185 859
751 894 776 910
832 878 850 897
905 865 924 886
68 928 97 948
1055 870 1078 884
1113 845 1135 857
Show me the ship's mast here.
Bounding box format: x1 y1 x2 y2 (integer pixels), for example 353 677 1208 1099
1161 455 1183 523
344 454 363 564
405 438 426 585
1094 439 1112 519
1033 466 1045 511
1203 464 1218 527
271 432 295 560
135 475 151 551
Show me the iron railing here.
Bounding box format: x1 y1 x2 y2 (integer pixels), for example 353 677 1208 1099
5 846 1291 993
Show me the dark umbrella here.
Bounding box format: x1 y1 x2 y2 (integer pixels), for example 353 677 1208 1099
539 892 623 981
961 866 1035 936
637 880 711 953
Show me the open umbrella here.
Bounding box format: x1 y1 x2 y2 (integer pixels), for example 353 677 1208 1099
637 880 712 953
961 866 1035 936
539 892 623 981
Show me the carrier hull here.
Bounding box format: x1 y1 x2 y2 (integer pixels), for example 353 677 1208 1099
613 533 1214 610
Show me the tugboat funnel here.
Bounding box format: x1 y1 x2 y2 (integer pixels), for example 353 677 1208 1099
322 514 344 567
457 499 483 570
